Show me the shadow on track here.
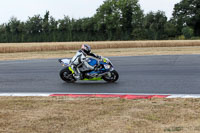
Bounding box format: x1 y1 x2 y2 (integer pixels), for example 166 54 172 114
61 81 119 85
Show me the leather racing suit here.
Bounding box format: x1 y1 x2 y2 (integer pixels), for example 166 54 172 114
71 50 101 79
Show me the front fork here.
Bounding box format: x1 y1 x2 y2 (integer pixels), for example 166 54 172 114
68 66 75 74
107 67 115 77
107 72 112 77
99 67 114 77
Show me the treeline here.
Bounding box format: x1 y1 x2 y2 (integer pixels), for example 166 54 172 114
0 0 199 43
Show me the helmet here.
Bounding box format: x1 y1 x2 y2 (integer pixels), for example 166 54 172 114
81 44 91 54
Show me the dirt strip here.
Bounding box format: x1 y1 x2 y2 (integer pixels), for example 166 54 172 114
1 46 200 61
0 40 200 53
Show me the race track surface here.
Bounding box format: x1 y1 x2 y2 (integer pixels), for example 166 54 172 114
0 55 200 94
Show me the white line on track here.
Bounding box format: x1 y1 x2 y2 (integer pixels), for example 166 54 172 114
1 93 200 98
0 93 50 96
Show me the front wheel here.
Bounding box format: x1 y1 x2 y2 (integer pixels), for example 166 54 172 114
102 70 119 82
59 67 76 83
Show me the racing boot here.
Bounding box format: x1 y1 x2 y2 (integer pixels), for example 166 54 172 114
74 73 84 80
73 69 84 80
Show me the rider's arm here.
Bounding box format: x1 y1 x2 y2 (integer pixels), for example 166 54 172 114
88 52 101 59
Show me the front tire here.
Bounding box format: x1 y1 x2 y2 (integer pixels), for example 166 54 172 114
102 70 119 82
59 67 76 83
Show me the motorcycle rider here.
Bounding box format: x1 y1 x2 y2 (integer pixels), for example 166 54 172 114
71 44 102 79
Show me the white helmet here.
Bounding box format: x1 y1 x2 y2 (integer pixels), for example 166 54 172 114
81 44 91 54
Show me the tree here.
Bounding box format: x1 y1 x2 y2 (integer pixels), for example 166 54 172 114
144 11 168 40
94 0 120 40
26 15 43 34
164 20 177 39
7 17 23 42
25 15 43 42
42 11 50 33
172 0 200 36
8 17 21 34
182 26 194 39
0 24 7 42
57 16 72 41
94 0 144 40
49 16 58 41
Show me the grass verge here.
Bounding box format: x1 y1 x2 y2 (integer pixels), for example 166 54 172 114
1 46 200 61
0 40 200 53
0 97 200 133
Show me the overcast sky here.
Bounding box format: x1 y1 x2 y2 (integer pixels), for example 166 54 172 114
0 0 181 24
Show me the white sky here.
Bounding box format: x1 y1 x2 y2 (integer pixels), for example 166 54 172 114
0 0 181 24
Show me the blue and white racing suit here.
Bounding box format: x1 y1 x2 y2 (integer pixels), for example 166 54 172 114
71 50 101 78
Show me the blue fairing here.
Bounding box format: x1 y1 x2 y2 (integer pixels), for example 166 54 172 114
88 58 98 66
87 58 109 74
88 58 107 66
100 61 106 65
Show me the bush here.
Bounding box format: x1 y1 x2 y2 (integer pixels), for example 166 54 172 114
178 35 185 40
182 27 194 39
191 36 200 40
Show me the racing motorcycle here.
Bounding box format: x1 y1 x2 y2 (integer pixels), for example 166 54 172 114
58 57 119 83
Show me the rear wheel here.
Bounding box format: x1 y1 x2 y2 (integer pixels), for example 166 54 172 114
59 67 76 83
102 70 119 82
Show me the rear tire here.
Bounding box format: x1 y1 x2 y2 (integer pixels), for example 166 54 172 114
59 67 76 83
102 70 119 82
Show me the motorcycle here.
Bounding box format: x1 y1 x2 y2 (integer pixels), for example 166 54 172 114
58 57 119 83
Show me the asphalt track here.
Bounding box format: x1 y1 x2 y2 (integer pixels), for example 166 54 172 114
0 55 200 94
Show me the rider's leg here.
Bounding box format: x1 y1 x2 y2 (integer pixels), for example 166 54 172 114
71 65 82 79
83 61 94 71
